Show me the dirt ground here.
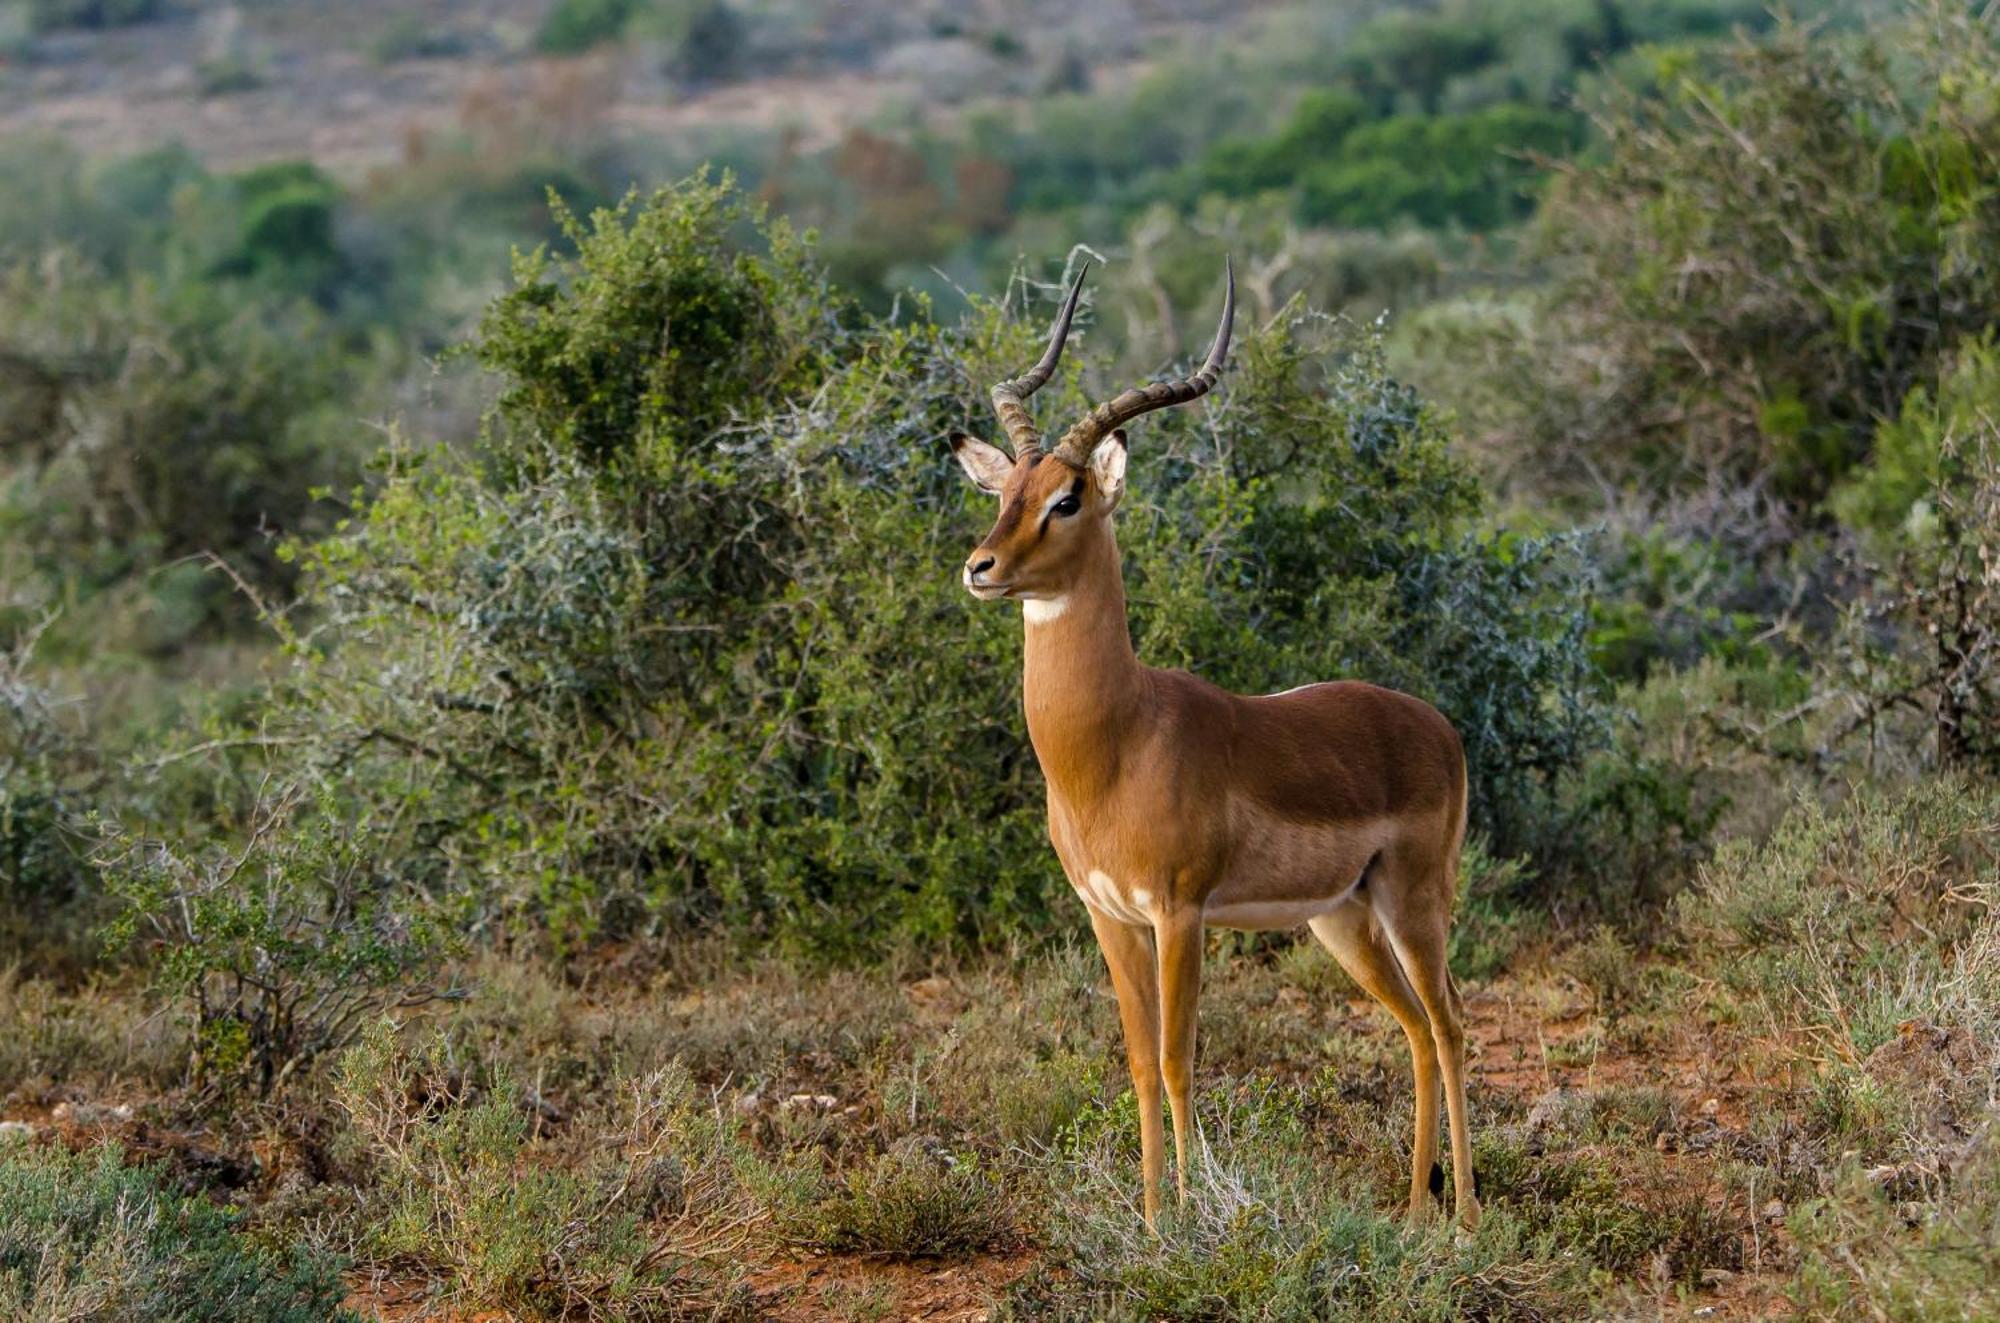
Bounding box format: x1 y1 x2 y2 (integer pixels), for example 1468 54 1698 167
1 952 1811 1321
313 972 1804 1322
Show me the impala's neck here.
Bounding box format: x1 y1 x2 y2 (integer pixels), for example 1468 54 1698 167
1021 526 1148 799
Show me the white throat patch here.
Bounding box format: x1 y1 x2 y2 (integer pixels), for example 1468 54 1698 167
1022 596 1070 625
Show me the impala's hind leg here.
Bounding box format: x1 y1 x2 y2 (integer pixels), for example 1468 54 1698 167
1375 856 1481 1230
1154 908 1205 1207
1308 900 1442 1224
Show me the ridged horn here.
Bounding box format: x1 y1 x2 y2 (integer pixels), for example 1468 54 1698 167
1050 256 1233 465
988 262 1089 457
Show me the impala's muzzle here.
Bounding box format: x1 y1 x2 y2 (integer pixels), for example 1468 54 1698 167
963 552 1011 599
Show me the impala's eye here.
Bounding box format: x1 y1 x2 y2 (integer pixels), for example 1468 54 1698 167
1052 494 1082 518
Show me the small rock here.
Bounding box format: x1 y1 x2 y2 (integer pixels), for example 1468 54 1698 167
1524 1087 1588 1136
50 1100 133 1128
1761 1198 1787 1222
0 1120 33 1143
1700 1097 1720 1116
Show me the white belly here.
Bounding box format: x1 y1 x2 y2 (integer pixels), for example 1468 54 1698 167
1201 891 1356 931
1058 804 1396 933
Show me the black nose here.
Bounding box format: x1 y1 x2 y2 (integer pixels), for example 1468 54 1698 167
967 556 995 577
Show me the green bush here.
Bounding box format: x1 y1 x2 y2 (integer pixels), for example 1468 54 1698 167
789 1139 1013 1259
0 183 373 643
0 638 102 968
1788 1132 2000 1321
635 0 746 85
0 140 598 651
217 162 345 296
1297 106 1578 231
232 176 1628 955
1197 89 1369 198
0 1142 352 1323
536 0 642 54
1184 0 1761 234
1020 1089 1590 1320
1675 779 1999 1064
475 180 831 472
1501 11 2000 501
1471 1132 1740 1283
1829 339 2000 774
3 261 356 592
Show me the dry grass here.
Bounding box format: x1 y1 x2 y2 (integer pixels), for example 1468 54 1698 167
7 784 1997 1321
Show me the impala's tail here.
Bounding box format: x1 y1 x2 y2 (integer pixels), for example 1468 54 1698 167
1445 739 1470 904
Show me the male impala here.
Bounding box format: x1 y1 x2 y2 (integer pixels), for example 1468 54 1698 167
949 262 1479 1230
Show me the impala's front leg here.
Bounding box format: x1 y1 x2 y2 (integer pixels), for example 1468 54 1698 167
1089 908 1165 1227
1154 907 1204 1204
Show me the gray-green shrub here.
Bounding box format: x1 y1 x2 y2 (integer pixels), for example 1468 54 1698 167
1019 1088 1590 1320
0 1142 352 1323
0 636 101 968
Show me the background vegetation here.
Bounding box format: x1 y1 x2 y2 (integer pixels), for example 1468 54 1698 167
1 1 1994 1318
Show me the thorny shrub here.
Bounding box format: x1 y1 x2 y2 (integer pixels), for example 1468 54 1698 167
101 786 460 1096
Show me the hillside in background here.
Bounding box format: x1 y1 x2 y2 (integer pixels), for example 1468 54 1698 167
0 0 1253 172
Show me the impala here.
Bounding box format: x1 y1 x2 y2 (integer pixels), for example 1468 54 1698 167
949 261 1479 1230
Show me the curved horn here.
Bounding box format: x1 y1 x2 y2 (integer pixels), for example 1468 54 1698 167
1050 256 1233 465
990 262 1088 456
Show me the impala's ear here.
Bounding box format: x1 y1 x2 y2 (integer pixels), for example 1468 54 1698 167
1089 430 1127 509
949 431 1012 495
